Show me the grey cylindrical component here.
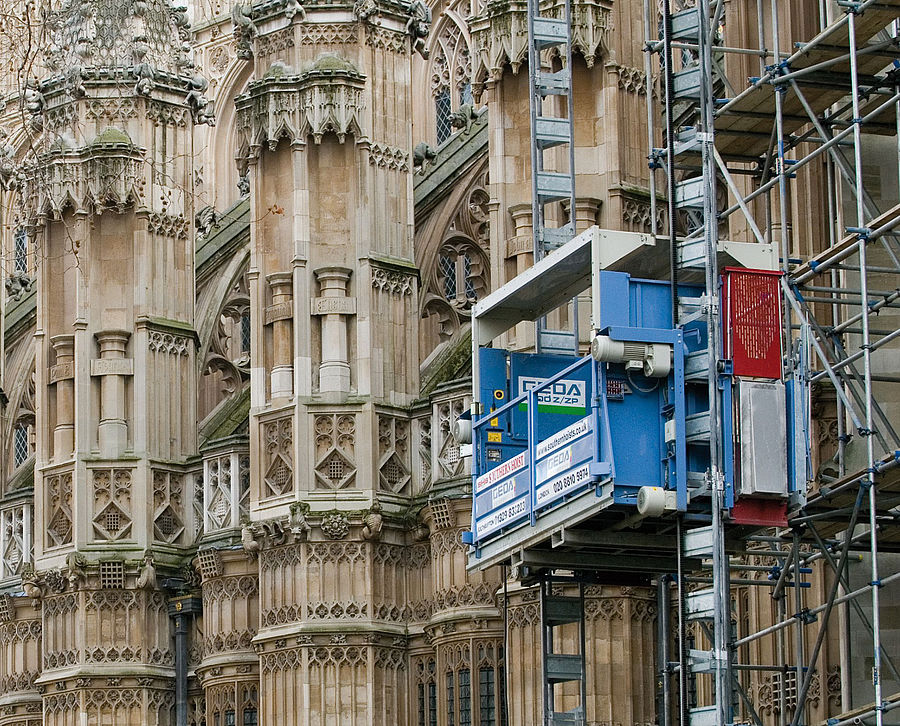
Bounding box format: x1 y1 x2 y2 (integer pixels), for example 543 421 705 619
637 486 667 517
591 335 672 378
453 417 472 444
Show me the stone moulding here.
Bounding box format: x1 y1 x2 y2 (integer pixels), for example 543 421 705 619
22 142 146 218
236 61 367 149
469 0 612 93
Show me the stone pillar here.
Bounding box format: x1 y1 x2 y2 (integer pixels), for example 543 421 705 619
49 334 75 461
314 267 353 394
507 203 534 277
266 272 294 400
93 330 132 457
571 197 603 233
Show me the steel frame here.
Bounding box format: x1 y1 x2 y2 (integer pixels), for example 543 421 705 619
645 0 900 724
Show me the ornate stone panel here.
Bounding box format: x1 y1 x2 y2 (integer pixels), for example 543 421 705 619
262 416 293 498
313 414 356 490
91 468 134 542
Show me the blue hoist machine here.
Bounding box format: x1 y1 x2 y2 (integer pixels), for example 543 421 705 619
458 1 807 724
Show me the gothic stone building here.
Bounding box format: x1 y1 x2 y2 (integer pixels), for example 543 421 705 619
0 0 861 724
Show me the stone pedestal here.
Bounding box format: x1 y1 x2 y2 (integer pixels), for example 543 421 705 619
267 272 294 400
49 335 75 461
94 330 132 456
314 267 353 394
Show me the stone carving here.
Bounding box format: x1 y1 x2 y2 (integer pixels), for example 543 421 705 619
308 541 365 564
368 143 410 171
372 267 415 296
308 601 368 619
320 512 350 540
186 75 216 126
435 396 467 479
241 522 262 558
449 103 479 134
406 0 432 58
263 416 293 497
22 139 144 218
152 470 185 544
232 3 258 60
289 502 312 540
361 500 384 540
148 331 191 356
413 141 437 173
136 554 157 590
377 416 411 493
314 414 356 489
46 471 73 547
203 628 256 655
91 468 133 541
470 0 611 95
6 272 35 301
235 56 366 149
608 63 648 95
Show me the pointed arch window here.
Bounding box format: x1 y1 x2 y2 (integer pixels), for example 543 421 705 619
429 16 475 145
437 241 486 309
14 227 27 273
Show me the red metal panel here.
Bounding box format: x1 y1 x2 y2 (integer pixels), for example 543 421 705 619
723 268 783 379
730 497 787 527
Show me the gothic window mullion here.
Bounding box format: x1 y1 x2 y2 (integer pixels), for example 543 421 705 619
231 451 242 530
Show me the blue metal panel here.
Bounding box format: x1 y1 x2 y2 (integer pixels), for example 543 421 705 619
509 352 591 441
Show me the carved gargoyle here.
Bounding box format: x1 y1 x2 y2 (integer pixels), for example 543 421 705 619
406 0 432 59
362 500 384 540
449 103 478 135
241 521 261 559
136 553 157 590
289 502 312 541
65 552 88 589
231 3 258 60
412 142 436 174
186 75 216 126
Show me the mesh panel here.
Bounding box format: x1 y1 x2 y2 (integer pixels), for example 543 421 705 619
99 561 125 589
13 425 29 468
440 255 457 300
435 89 452 143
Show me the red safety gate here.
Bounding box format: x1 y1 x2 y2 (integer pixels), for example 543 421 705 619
722 267 783 379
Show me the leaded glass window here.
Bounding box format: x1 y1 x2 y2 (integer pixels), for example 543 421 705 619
436 89 453 144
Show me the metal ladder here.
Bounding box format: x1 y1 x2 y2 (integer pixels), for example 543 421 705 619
540 580 587 726
526 0 578 355
658 2 732 725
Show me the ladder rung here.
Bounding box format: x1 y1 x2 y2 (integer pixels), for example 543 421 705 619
670 7 701 41
538 329 576 355
678 239 706 267
544 596 582 626
537 172 573 202
684 351 709 381
549 710 584 724
534 17 568 47
540 224 574 251
674 177 705 209
685 411 711 441
536 69 570 95
688 706 718 726
545 653 583 683
535 117 572 148
685 588 715 620
683 525 715 558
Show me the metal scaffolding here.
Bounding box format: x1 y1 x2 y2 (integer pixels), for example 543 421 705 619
644 0 900 724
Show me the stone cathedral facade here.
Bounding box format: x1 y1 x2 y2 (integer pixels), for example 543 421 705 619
0 0 848 725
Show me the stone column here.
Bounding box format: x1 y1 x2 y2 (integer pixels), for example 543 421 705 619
571 197 603 234
266 272 294 400
49 334 75 461
314 267 353 393
93 330 132 456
